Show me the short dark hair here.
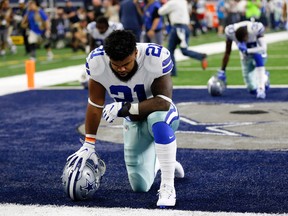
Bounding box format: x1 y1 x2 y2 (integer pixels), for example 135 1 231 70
96 16 109 27
235 26 248 42
104 30 136 61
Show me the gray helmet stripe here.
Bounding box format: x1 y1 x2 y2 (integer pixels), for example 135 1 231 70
69 168 79 200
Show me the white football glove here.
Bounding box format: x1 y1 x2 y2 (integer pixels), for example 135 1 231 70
67 142 98 172
102 102 123 123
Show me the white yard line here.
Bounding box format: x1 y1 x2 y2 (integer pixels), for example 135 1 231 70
1 203 286 216
0 31 287 96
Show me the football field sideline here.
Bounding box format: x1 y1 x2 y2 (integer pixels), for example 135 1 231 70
2 203 287 216
1 32 288 216
0 31 287 96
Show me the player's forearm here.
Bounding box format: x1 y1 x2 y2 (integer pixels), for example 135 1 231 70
221 53 230 71
221 39 232 70
120 96 171 121
247 37 267 54
85 105 102 135
134 0 143 16
247 46 266 54
140 96 170 114
158 2 173 16
151 18 160 31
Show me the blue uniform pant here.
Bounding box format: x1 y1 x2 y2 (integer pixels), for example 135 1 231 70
167 24 205 76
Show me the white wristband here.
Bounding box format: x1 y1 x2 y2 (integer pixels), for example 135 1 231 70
129 103 139 115
86 134 96 139
156 95 172 103
88 98 104 109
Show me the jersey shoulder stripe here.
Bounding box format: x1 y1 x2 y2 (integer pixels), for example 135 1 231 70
137 43 173 76
162 55 173 74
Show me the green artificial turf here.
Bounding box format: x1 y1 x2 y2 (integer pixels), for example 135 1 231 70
1 32 287 86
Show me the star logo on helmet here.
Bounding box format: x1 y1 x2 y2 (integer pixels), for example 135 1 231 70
177 116 266 137
82 179 96 193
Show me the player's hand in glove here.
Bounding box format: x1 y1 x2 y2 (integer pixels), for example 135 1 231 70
217 69 227 84
102 102 131 123
237 42 248 54
67 142 98 172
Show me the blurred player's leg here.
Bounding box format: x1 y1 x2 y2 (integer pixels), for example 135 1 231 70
167 27 179 76
241 58 257 94
255 66 266 99
253 53 267 99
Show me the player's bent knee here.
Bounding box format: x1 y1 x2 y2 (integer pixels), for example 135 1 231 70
253 53 264 67
152 122 175 144
125 149 155 192
147 111 179 136
128 172 151 192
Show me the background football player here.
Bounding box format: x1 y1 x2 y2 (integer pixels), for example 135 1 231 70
79 16 123 88
87 15 123 52
67 30 184 207
217 20 270 99
158 0 208 77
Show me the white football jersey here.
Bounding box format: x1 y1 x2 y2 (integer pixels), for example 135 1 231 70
225 21 266 58
86 43 173 103
87 21 124 46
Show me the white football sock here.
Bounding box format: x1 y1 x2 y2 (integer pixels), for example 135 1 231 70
155 140 177 187
255 66 266 90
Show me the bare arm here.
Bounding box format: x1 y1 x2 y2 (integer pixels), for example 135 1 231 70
221 39 232 71
129 74 172 121
89 35 96 53
5 8 13 25
284 2 287 21
85 79 106 135
147 17 160 38
247 36 267 54
45 19 51 35
133 0 144 16
21 14 28 28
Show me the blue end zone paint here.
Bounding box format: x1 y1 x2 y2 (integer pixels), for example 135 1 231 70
0 89 288 213
174 87 288 103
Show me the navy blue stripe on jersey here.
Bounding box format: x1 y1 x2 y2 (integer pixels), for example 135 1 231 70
162 55 171 67
163 60 173 74
164 104 179 125
247 42 257 48
258 26 264 35
162 56 173 74
86 62 90 75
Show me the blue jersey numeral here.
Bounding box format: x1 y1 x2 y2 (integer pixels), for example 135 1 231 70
90 47 104 59
89 44 160 102
109 84 147 102
145 43 162 57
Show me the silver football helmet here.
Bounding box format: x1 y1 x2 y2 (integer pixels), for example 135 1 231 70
207 76 226 96
61 158 106 201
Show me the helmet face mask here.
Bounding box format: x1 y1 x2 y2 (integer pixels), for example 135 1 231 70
61 159 102 201
207 76 226 96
